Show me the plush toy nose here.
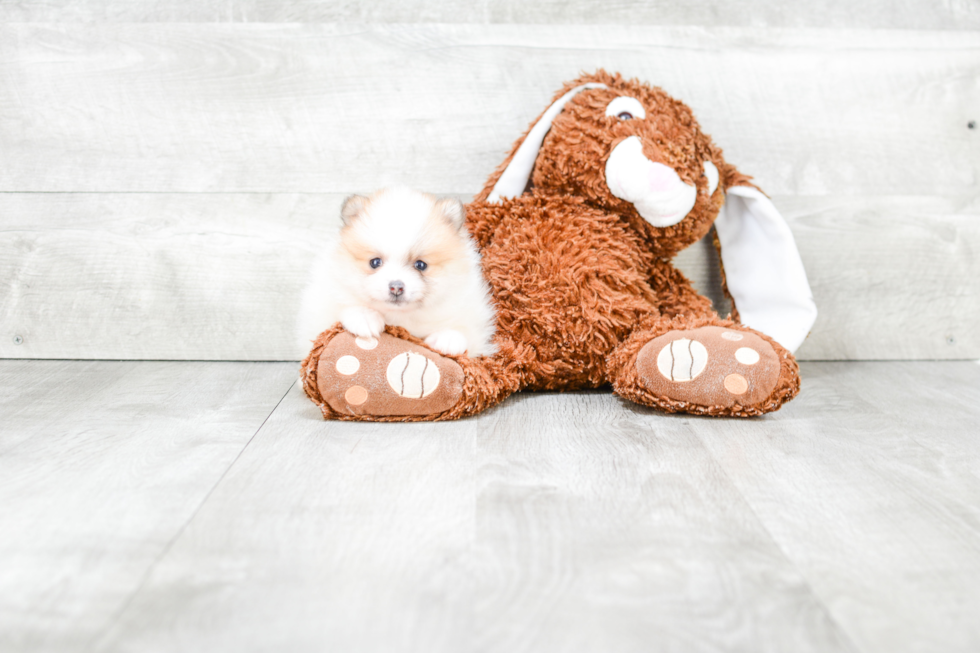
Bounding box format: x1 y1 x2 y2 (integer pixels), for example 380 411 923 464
388 280 405 297
646 162 680 193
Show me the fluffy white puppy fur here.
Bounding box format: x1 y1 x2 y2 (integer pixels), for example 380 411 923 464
297 187 497 358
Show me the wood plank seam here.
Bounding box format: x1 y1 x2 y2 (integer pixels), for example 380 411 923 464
691 425 866 653
83 378 297 652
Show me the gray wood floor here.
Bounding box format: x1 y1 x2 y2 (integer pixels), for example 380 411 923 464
2 360 979 653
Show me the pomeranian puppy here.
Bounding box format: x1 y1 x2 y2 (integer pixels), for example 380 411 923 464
297 187 497 357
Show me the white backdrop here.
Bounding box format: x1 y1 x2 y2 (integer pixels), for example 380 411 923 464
1 6 977 360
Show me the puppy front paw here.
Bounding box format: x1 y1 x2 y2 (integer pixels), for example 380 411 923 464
340 306 384 338
424 329 468 356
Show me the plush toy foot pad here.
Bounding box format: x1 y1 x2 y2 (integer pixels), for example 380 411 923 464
316 332 464 417
637 326 780 410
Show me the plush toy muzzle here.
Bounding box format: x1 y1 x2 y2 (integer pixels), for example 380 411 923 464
605 136 720 227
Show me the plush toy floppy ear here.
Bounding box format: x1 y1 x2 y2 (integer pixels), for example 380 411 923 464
487 83 608 203
714 186 817 353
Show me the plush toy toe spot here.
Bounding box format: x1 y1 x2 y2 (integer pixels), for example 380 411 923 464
316 332 463 417
637 326 781 409
734 347 760 365
345 385 369 405
335 355 360 375
724 374 748 395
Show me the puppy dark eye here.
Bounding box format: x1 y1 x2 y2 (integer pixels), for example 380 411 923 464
414 260 428 272
617 111 633 120
369 257 382 269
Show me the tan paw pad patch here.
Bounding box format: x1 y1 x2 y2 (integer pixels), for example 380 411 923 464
316 332 464 417
637 326 780 409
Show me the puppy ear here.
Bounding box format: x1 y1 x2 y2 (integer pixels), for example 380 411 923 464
435 197 466 231
714 185 817 353
340 194 368 226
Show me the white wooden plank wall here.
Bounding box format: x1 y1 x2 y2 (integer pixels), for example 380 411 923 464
2 1 978 28
0 16 977 361
1 26 975 195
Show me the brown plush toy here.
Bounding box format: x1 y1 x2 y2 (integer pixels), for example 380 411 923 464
301 71 817 420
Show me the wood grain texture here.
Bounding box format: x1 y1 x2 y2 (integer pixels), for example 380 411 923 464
0 25 976 197
92 382 855 653
695 360 980 652
0 193 344 361
91 382 481 653
5 360 980 652
2 192 976 361
470 390 855 653
778 195 980 361
1 0 978 29
0 360 297 653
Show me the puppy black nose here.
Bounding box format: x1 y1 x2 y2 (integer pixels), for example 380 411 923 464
388 280 405 297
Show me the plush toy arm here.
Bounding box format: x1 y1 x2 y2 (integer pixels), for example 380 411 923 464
713 186 817 353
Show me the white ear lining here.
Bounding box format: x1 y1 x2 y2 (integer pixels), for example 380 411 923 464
487 83 607 203
714 186 817 353
703 161 719 195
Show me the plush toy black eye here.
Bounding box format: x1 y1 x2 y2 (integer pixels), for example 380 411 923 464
414 260 428 272
617 111 633 120
370 257 382 269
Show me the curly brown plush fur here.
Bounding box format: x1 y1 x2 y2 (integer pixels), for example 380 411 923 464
301 70 802 420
